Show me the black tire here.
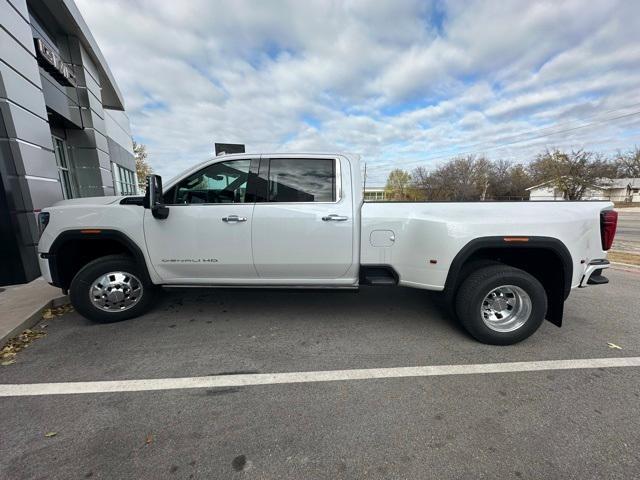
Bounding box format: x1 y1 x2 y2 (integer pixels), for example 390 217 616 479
455 264 547 345
69 254 157 323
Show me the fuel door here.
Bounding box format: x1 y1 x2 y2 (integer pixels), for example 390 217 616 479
370 230 395 247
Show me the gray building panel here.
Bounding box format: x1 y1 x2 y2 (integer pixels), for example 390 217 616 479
21 175 62 210
7 0 28 17
40 67 81 105
0 173 27 211
80 50 100 88
107 136 135 171
0 28 41 83
81 68 101 98
66 127 109 153
15 210 38 244
0 0 136 285
0 100 54 148
40 75 82 126
10 138 57 177
0 62 48 119
0 140 18 176
1 0 36 55
96 148 110 170
79 105 106 134
87 88 105 118
99 164 113 187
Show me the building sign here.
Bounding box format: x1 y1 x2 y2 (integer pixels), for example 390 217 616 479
34 38 77 87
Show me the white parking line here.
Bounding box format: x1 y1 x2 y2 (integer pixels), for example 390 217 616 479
2 356 640 397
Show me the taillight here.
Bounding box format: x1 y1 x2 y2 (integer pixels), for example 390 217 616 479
600 210 618 251
38 212 50 237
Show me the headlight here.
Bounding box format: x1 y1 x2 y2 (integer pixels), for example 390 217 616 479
38 212 50 237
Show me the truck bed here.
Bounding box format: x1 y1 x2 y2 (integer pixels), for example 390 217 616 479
360 201 612 290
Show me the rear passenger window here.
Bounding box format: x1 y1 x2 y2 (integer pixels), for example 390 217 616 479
267 159 335 202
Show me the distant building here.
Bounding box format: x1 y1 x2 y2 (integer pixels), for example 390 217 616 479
363 186 387 201
1 0 136 285
527 178 640 202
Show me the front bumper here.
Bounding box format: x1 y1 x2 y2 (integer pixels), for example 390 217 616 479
38 252 53 284
579 259 610 287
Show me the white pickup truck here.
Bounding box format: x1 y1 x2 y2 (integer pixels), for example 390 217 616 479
37 153 618 344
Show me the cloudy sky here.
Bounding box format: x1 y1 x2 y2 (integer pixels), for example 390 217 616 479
76 0 640 184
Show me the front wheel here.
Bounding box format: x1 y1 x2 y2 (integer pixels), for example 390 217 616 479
69 254 157 323
455 264 547 345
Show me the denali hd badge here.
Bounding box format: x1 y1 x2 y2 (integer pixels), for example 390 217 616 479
161 258 218 263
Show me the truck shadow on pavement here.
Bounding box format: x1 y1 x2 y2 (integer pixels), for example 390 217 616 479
154 285 466 337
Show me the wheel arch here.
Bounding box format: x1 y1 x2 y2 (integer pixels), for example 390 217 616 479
45 229 152 290
444 236 573 327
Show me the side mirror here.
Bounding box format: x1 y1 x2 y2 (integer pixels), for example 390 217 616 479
144 174 170 219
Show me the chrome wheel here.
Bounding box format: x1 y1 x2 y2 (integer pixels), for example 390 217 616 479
480 285 532 333
89 271 143 312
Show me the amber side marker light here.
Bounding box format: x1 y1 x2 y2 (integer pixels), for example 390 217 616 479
80 229 102 234
503 237 529 242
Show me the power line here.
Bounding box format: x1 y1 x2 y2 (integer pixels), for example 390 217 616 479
444 100 640 155
370 105 640 172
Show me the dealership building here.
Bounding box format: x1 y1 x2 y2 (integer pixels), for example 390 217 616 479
1 0 137 285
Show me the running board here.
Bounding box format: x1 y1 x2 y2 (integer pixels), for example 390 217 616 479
161 284 359 290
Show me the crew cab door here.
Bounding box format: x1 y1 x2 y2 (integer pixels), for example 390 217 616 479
251 155 356 281
143 158 258 283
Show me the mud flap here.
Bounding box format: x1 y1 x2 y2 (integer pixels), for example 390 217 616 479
545 290 564 327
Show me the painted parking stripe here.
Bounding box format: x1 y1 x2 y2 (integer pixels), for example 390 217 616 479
2 356 640 397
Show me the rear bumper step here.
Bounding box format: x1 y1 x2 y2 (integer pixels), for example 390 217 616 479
587 269 609 285
579 260 611 288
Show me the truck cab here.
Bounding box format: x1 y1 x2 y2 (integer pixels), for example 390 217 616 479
145 153 361 286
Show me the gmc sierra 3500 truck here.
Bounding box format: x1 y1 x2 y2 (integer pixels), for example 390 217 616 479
37 153 618 345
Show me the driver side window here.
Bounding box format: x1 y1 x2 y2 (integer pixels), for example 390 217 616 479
168 159 251 204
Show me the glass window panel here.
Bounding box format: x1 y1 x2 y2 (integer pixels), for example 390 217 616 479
267 159 335 203
172 160 251 204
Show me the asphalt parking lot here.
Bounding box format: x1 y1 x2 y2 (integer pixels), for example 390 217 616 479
1 267 640 479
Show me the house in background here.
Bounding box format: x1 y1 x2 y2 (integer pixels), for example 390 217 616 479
363 186 387 201
527 178 640 202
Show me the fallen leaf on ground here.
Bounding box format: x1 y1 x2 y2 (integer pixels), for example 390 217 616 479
44 432 57 437
145 434 153 445
607 342 623 350
0 328 48 360
41 304 73 321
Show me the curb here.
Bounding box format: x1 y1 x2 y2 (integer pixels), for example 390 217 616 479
1 295 69 345
610 262 640 271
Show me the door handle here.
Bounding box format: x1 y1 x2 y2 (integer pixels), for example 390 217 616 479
322 214 348 222
222 215 247 223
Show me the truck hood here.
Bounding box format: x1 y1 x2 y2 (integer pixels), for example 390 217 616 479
51 196 125 207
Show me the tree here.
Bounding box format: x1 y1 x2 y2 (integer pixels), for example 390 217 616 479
528 149 616 200
385 169 412 200
615 147 640 178
486 160 532 200
133 140 152 191
411 155 495 201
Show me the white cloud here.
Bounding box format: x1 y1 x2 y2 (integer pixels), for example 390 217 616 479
76 0 640 185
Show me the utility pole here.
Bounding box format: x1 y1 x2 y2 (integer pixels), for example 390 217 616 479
363 162 367 196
